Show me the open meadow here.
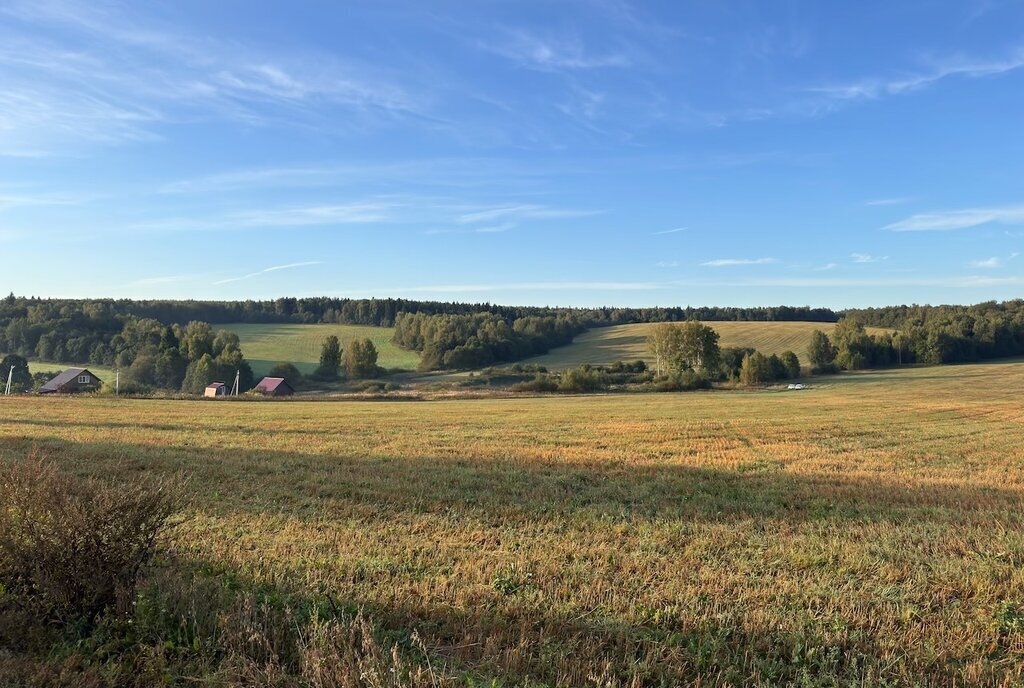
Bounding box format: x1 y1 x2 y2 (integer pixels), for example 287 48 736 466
1 361 1022 685
524 321 890 370
222 322 421 376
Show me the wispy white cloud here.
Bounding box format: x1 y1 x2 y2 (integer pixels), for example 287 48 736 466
374 274 1024 296
864 197 915 206
970 252 1019 269
423 222 517 235
807 46 1024 105
811 262 838 271
481 30 631 71
701 257 778 267
456 204 603 224
652 226 686 235
385 280 662 294
0 0 427 154
850 253 888 263
886 205 1024 231
655 260 679 268
134 203 393 232
213 261 323 286
0 191 86 210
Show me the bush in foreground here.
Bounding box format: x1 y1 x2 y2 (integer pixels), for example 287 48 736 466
0 455 182 639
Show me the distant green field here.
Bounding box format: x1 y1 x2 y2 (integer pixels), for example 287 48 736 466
222 323 420 376
525 320 891 370
19 360 117 382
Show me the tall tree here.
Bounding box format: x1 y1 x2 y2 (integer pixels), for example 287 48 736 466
0 354 31 392
344 338 379 379
674 322 721 376
739 352 771 386
780 351 801 379
181 354 219 394
807 330 837 372
647 323 679 377
315 335 342 379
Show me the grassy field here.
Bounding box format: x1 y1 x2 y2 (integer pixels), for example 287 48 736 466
1 361 1023 685
21 360 117 382
221 322 421 376
525 321 890 370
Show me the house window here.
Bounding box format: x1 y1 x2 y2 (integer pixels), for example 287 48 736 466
78 375 91 384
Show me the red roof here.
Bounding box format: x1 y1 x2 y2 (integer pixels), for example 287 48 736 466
206 382 225 389
254 376 292 394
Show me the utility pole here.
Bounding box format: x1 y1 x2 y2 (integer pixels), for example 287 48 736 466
115 369 120 396
231 369 240 396
3 366 12 395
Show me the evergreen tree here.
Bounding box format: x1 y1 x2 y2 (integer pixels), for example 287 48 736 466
780 351 801 378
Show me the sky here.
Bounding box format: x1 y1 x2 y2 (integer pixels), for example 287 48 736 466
2 0 1024 308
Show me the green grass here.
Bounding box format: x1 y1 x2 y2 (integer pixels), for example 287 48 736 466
221 322 421 376
19 360 117 382
1 361 1023 685
525 320 891 370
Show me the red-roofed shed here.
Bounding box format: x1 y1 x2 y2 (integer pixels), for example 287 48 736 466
253 377 294 396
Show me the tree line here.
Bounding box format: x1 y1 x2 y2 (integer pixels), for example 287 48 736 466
391 312 584 370
842 300 1024 364
647 322 803 387
1 293 838 329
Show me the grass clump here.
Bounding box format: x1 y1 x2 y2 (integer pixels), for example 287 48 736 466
0 454 182 641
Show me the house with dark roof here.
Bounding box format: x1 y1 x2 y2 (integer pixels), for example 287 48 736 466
253 376 294 396
39 367 103 394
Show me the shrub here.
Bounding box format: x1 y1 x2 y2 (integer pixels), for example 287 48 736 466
558 365 609 392
652 369 711 392
512 373 560 393
0 454 182 636
351 380 397 393
268 362 304 390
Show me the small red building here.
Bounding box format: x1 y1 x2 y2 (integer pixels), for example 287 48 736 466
253 376 294 396
39 367 103 394
204 382 227 398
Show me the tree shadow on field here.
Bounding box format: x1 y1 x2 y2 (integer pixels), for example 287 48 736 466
2 437 1021 685
2 434 1021 527
62 548 951 688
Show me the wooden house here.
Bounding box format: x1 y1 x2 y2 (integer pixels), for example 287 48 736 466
38 367 103 394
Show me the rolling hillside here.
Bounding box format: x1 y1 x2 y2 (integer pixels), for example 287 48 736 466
524 320 891 370
223 323 420 376
23 361 117 382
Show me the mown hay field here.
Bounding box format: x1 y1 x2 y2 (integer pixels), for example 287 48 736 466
1 361 1023 685
524 321 890 370
222 322 421 376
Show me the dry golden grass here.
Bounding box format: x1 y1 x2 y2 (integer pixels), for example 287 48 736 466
1 361 1022 686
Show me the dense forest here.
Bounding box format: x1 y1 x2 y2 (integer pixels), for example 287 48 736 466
844 300 1024 364
0 294 838 328
392 312 583 370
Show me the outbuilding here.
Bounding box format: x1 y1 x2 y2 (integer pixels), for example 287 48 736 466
253 376 294 397
39 367 103 394
204 381 227 398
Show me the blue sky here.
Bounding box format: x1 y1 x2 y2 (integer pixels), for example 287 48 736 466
2 0 1023 308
